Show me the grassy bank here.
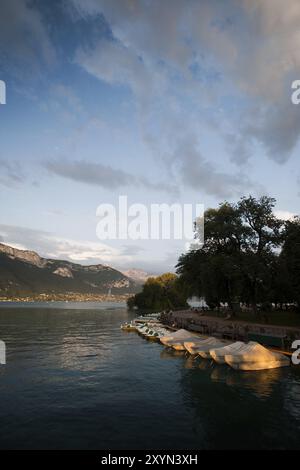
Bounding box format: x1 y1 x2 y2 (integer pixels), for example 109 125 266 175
202 310 300 328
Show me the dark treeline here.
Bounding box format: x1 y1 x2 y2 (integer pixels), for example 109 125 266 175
177 195 300 314
127 273 188 311
128 196 300 315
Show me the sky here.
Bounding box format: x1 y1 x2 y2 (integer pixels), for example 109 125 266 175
0 0 300 274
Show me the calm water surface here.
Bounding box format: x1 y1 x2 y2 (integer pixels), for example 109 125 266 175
0 302 300 449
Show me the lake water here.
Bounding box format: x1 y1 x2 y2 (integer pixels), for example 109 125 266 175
0 302 300 449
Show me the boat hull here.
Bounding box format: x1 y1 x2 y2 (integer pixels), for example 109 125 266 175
121 325 137 332
226 358 290 371
225 350 290 371
172 343 188 351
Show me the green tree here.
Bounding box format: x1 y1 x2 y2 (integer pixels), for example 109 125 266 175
237 196 283 312
177 195 285 315
127 273 188 311
279 217 300 309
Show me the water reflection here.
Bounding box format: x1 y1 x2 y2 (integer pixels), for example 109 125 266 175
177 357 300 448
160 348 186 360
0 306 300 450
210 365 284 399
161 345 294 400
183 356 197 369
58 335 104 371
284 372 300 422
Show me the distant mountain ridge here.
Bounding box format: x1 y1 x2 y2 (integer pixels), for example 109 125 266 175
0 243 46 267
121 268 155 284
0 243 139 297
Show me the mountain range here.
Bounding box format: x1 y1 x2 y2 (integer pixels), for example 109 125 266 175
0 243 140 298
121 268 154 284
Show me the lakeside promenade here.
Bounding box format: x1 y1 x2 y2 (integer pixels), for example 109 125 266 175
160 310 300 353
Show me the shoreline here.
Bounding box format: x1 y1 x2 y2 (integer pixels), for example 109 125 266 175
160 310 300 352
0 294 131 303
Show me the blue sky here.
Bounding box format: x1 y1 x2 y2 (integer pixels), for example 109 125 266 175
0 0 300 273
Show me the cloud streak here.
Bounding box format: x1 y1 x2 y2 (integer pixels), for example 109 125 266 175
44 159 178 194
0 0 56 81
0 223 131 267
71 0 300 168
172 138 259 198
0 160 25 187
0 223 177 273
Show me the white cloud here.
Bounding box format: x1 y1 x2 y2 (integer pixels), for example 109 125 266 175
0 160 26 187
71 0 300 170
45 237 127 264
44 159 179 194
0 224 132 267
0 0 56 79
169 135 261 198
274 210 297 221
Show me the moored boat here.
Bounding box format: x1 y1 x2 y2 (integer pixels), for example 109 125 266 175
136 324 149 335
142 327 160 340
210 341 247 364
225 342 290 370
160 329 198 347
184 337 221 355
170 335 206 351
196 339 228 358
226 354 290 371
137 324 171 340
120 322 137 331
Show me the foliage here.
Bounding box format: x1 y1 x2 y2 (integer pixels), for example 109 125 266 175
128 196 299 315
279 217 300 306
177 195 299 314
127 272 188 311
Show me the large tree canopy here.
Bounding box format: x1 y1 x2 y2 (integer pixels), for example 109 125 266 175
128 273 188 311
279 217 300 307
129 196 299 314
177 195 298 313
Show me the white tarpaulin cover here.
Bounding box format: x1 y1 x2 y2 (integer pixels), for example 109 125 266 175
225 342 290 370
210 341 247 364
184 337 219 355
160 329 198 346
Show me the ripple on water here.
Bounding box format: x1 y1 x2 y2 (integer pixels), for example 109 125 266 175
0 305 299 449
